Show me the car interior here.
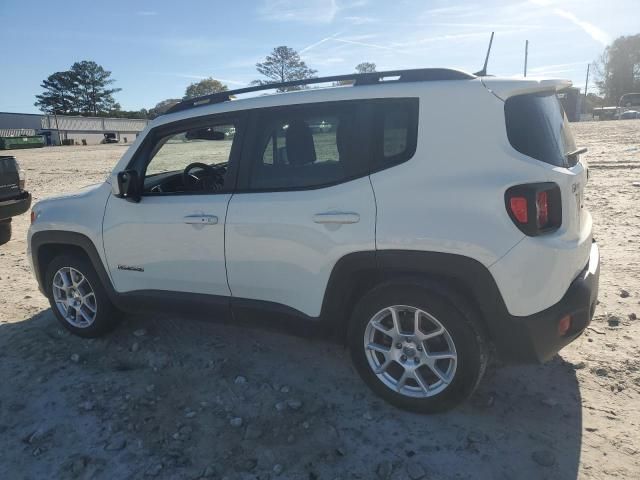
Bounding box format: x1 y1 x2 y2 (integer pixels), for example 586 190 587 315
249 116 352 190
142 126 231 194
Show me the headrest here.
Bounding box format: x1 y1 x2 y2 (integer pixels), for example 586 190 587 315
286 120 316 166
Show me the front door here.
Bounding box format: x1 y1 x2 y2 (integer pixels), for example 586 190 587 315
103 115 243 299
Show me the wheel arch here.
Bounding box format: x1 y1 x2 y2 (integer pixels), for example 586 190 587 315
31 231 116 300
321 250 510 347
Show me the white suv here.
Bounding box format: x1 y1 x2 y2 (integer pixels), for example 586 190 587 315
28 68 600 413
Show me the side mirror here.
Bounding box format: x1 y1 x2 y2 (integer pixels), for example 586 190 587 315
116 170 141 203
185 127 226 141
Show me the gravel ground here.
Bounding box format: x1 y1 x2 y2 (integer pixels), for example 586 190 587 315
0 120 639 479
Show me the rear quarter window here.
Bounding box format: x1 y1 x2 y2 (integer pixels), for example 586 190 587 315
504 92 576 167
373 98 419 171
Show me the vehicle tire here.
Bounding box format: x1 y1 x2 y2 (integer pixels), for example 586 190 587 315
0 220 11 245
45 253 122 338
348 282 489 413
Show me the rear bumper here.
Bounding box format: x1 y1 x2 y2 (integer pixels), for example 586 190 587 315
0 191 31 220
496 240 600 363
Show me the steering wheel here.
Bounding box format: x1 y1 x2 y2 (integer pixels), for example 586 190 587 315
183 162 216 190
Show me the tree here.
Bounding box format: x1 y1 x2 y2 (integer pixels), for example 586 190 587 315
71 60 121 116
253 46 317 91
595 34 640 103
355 62 376 74
147 99 181 119
335 62 377 86
34 71 79 114
183 78 229 99
104 107 149 119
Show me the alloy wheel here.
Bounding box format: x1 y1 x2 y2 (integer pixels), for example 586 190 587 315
363 305 457 398
52 266 98 328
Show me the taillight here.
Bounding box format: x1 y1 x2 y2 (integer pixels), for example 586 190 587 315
509 197 528 223
505 183 561 236
15 159 26 189
536 190 549 228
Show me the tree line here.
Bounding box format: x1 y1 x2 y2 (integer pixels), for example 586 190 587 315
594 34 640 104
35 35 639 119
35 61 122 116
35 47 376 119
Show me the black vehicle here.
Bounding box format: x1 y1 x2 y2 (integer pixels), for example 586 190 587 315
0 156 31 245
103 133 119 144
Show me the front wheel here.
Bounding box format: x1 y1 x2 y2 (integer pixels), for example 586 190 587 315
349 284 488 413
45 254 122 337
0 220 11 245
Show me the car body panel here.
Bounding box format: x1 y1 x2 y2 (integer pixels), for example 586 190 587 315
28 183 111 277
225 177 376 317
102 193 232 296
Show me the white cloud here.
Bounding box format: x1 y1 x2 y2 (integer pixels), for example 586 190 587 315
154 72 246 86
160 37 226 56
390 31 501 50
332 37 399 52
300 33 341 54
258 0 368 24
259 0 339 24
421 5 480 18
301 56 346 67
529 61 590 72
551 8 611 46
528 0 611 46
343 15 377 25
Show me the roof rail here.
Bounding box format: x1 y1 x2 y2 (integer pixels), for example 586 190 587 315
166 68 475 114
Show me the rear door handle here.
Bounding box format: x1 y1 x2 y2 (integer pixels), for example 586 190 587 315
313 211 360 224
183 214 218 225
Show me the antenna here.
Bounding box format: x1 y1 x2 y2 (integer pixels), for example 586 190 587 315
474 32 494 76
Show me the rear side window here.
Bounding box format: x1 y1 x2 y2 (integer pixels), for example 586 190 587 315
245 98 419 190
505 92 577 167
249 104 364 190
375 98 419 169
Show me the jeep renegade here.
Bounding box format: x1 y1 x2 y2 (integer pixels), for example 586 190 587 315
28 69 600 412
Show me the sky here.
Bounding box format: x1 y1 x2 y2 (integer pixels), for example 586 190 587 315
1 0 638 114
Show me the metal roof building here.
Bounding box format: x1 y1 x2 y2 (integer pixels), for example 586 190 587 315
0 112 148 145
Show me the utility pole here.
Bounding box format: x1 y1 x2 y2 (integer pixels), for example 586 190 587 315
583 64 590 118
524 40 529 77
52 111 61 146
584 64 590 97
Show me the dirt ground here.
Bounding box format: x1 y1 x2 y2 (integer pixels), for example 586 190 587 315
0 120 639 480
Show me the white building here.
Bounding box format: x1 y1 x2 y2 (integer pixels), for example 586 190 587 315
0 112 148 145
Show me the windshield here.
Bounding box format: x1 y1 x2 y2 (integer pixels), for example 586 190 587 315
504 91 577 167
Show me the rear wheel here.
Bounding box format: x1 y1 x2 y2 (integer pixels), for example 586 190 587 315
0 220 11 245
45 254 122 337
349 283 488 413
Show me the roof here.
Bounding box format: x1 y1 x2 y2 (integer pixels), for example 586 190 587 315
167 68 476 115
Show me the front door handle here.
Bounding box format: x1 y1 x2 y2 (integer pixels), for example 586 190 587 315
313 211 360 224
183 214 218 225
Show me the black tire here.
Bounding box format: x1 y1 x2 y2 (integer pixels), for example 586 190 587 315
45 253 122 337
348 282 489 413
0 220 11 246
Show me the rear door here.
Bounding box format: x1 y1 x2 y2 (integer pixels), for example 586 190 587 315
225 100 376 318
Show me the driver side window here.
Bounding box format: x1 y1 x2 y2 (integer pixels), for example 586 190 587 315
144 123 236 194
